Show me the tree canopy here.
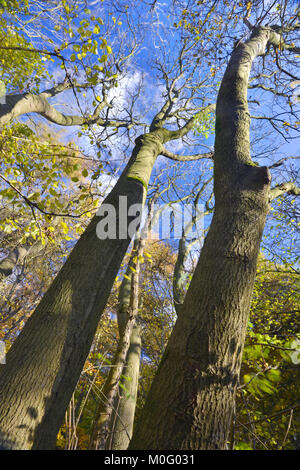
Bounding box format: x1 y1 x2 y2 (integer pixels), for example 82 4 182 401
0 0 299 451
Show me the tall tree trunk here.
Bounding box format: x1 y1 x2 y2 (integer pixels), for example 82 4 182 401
0 130 164 450
129 27 280 450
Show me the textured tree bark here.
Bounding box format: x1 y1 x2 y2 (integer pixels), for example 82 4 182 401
0 130 163 450
129 27 278 450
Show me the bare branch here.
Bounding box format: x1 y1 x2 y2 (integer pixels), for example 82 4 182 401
248 83 288 98
268 156 300 169
0 90 136 129
160 146 213 162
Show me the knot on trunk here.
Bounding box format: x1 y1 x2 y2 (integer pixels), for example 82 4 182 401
239 164 271 191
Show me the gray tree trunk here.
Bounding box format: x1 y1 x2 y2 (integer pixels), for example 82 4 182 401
88 308 138 450
129 27 279 450
104 198 158 450
90 215 149 450
88 232 143 449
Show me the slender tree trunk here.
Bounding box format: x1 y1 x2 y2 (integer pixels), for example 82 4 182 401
172 236 191 316
89 228 145 449
88 309 138 450
129 27 279 450
0 130 164 450
109 322 142 450
108 199 159 450
107 240 147 450
94 199 156 450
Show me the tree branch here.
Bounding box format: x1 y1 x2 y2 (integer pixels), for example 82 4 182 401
0 173 92 219
160 146 213 162
270 182 300 201
268 156 300 169
0 90 135 129
248 83 288 97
